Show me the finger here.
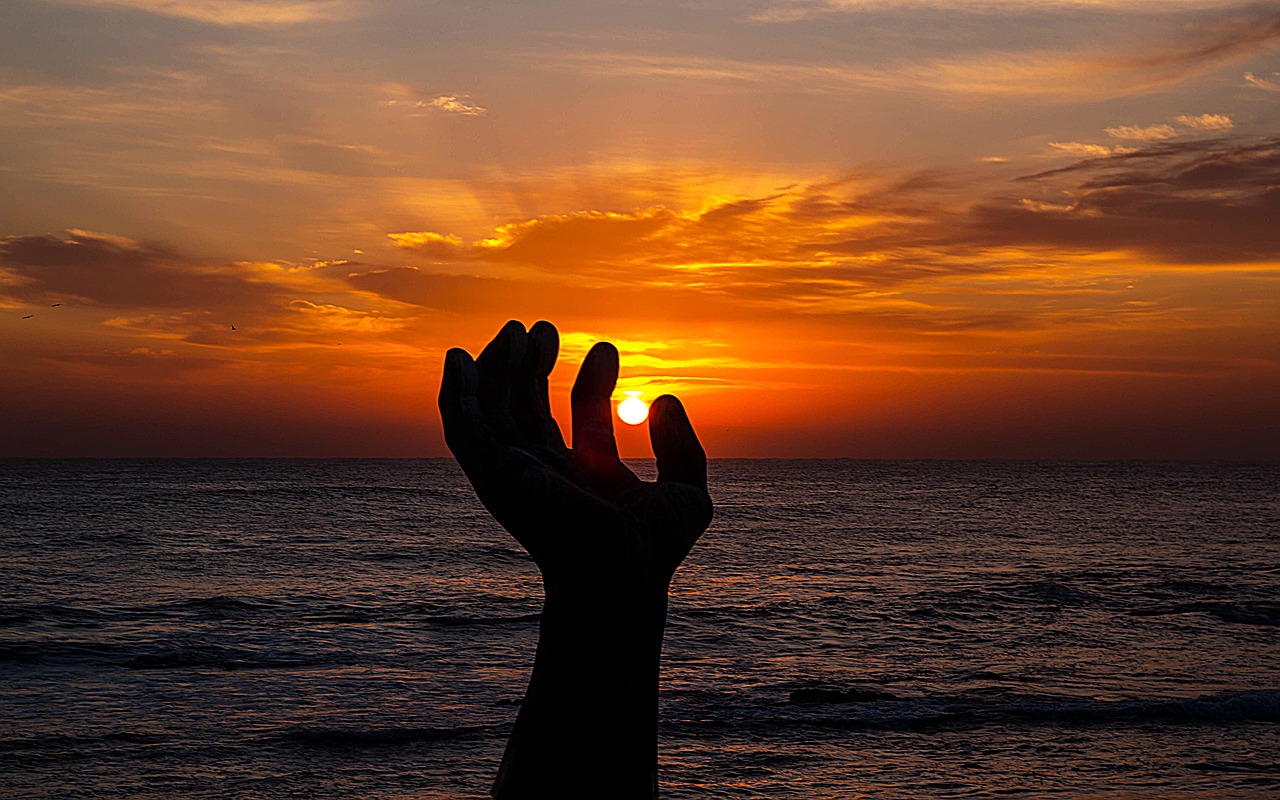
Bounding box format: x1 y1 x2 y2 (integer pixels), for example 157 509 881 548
475 319 528 445
438 348 497 471
650 394 707 490
514 320 567 449
570 341 621 463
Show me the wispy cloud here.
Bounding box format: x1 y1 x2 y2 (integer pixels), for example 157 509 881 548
48 0 360 26
1048 141 1133 157
0 230 280 309
1244 71 1280 91
751 0 1251 23
367 132 1280 347
1059 112 1235 157
550 9 1280 101
0 74 221 126
1105 123 1177 141
382 94 488 117
992 135 1280 263
1175 112 1233 130
0 229 396 351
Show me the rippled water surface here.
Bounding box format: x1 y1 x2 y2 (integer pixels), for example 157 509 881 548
2 459 1278 798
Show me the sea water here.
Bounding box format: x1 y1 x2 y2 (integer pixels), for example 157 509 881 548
1 459 1277 798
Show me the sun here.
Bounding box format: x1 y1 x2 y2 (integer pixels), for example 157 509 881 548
617 391 649 425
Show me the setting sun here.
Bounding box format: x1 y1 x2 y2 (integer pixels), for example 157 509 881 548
0 0 1276 463
618 391 649 426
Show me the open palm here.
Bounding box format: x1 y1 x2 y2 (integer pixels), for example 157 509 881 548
438 319 713 583
438 319 713 797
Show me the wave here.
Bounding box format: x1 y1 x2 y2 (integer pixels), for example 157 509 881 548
0 596 273 628
175 595 275 615
674 600 802 621
908 580 1110 617
788 687 899 704
692 688 1280 733
1131 600 1280 627
0 595 543 631
0 640 118 665
0 638 329 670
124 644 325 670
0 601 109 628
280 724 491 748
0 731 168 754
422 612 541 627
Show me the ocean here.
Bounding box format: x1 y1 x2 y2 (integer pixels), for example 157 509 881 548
1 459 1277 798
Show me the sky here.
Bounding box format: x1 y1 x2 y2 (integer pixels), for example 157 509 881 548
2 0 1278 458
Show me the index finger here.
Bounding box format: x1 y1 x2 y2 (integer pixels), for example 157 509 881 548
650 394 707 490
570 341 621 465
438 347 497 474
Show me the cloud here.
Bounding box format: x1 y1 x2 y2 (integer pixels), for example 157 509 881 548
45 347 225 375
0 75 222 126
389 208 683 270
0 229 286 309
47 0 357 26
276 137 390 176
12 135 1276 370
554 9 1280 101
751 1 1251 22
976 135 1280 262
392 133 1280 299
1175 113 1233 130
1244 71 1280 91
382 95 487 117
1048 141 1125 157
1105 123 1177 141
385 232 466 259
426 95 487 116
0 229 409 351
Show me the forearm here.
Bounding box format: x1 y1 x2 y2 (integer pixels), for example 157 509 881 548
493 580 670 799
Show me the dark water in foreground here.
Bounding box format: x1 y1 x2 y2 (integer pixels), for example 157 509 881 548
1 459 1278 799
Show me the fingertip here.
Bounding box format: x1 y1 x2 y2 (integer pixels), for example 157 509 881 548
440 347 477 405
528 320 559 377
479 320 528 368
650 394 707 489
591 340 619 363
444 347 473 369
570 340 622 461
650 394 696 447
573 341 620 397
650 393 685 419
589 341 620 378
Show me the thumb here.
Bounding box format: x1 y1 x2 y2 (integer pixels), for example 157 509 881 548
649 395 707 489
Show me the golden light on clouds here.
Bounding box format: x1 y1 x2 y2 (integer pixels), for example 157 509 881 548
1 0 1277 457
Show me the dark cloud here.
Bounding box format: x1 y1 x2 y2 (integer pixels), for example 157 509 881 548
0 229 285 308
345 267 511 312
971 135 1280 262
45 348 225 374
1125 9 1280 75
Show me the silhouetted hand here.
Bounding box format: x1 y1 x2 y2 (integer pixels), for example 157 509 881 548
439 319 713 799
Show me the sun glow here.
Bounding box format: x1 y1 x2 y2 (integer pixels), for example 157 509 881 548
617 391 649 425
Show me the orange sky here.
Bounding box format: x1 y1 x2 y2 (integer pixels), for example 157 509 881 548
2 0 1278 458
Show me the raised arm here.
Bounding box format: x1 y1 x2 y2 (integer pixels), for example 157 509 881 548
439 319 713 798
